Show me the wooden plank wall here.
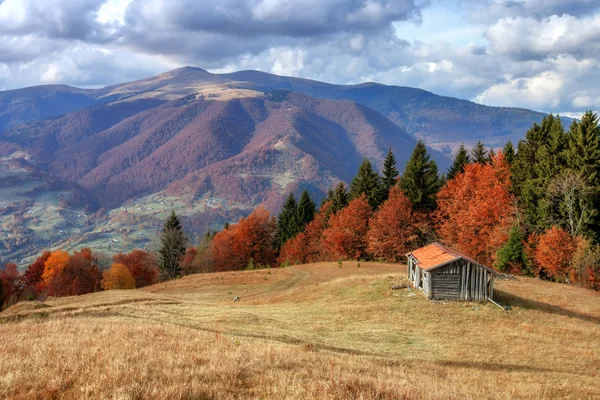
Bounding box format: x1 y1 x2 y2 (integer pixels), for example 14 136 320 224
431 260 492 302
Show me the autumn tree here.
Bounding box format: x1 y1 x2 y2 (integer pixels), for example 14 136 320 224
158 211 188 280
114 249 159 287
367 187 418 262
322 195 372 260
447 144 471 180
0 262 21 308
213 207 276 271
21 251 51 300
400 140 440 212
42 250 70 285
532 226 576 282
350 158 384 208
571 236 600 290
212 224 242 272
435 153 515 266
232 206 276 268
192 232 216 274
102 263 136 290
44 249 102 297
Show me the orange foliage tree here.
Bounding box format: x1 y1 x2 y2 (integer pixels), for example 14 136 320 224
113 249 159 288
213 206 276 271
44 249 102 297
102 263 136 290
532 226 576 282
322 195 372 260
212 224 242 272
42 250 70 284
435 152 515 266
278 201 334 265
367 187 418 262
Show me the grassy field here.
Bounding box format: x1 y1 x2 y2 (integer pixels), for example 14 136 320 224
1 262 599 399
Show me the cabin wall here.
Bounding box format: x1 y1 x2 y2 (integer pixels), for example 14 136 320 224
430 260 492 302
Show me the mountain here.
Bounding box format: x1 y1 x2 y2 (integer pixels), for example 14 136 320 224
1 67 552 153
0 67 553 265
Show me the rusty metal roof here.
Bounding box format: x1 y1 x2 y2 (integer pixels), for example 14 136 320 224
407 242 483 271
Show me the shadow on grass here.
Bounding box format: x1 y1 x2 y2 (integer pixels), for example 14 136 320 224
494 290 600 325
436 360 591 376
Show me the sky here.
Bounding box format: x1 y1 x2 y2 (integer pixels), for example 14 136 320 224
0 0 599 116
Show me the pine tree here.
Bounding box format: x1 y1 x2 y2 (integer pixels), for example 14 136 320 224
276 193 298 248
400 140 440 212
471 140 489 164
158 211 188 280
296 190 316 229
381 147 399 193
566 111 600 186
503 141 515 165
511 115 568 231
447 144 470 180
330 182 349 213
350 158 384 208
495 222 526 273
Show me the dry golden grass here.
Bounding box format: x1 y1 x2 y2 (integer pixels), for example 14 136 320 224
1 262 599 399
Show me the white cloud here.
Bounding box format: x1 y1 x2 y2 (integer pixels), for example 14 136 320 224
0 0 599 116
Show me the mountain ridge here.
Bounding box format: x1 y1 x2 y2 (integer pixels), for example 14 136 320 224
0 67 556 264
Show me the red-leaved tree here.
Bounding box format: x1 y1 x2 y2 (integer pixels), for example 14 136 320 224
213 206 276 271
44 249 102 297
0 262 21 308
278 201 334 265
435 152 515 266
21 251 51 300
113 249 159 288
322 195 372 260
367 187 418 262
532 226 576 282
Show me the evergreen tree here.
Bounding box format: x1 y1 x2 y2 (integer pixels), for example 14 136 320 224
495 223 526 272
447 143 470 180
381 147 399 193
350 158 384 208
296 190 316 229
511 115 568 231
503 141 516 165
400 140 440 212
325 182 350 215
276 193 298 248
566 111 600 186
471 140 489 164
158 211 188 280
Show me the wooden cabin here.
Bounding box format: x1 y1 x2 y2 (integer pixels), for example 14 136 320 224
406 243 496 302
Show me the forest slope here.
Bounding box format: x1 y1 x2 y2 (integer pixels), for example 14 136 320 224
1 262 599 399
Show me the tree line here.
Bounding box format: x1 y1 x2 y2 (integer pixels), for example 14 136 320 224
2 111 600 308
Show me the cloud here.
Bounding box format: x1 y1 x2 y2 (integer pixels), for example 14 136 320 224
0 0 599 117
485 14 600 61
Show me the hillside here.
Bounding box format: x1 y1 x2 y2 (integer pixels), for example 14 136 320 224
0 67 556 264
1 67 551 152
1 262 599 399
